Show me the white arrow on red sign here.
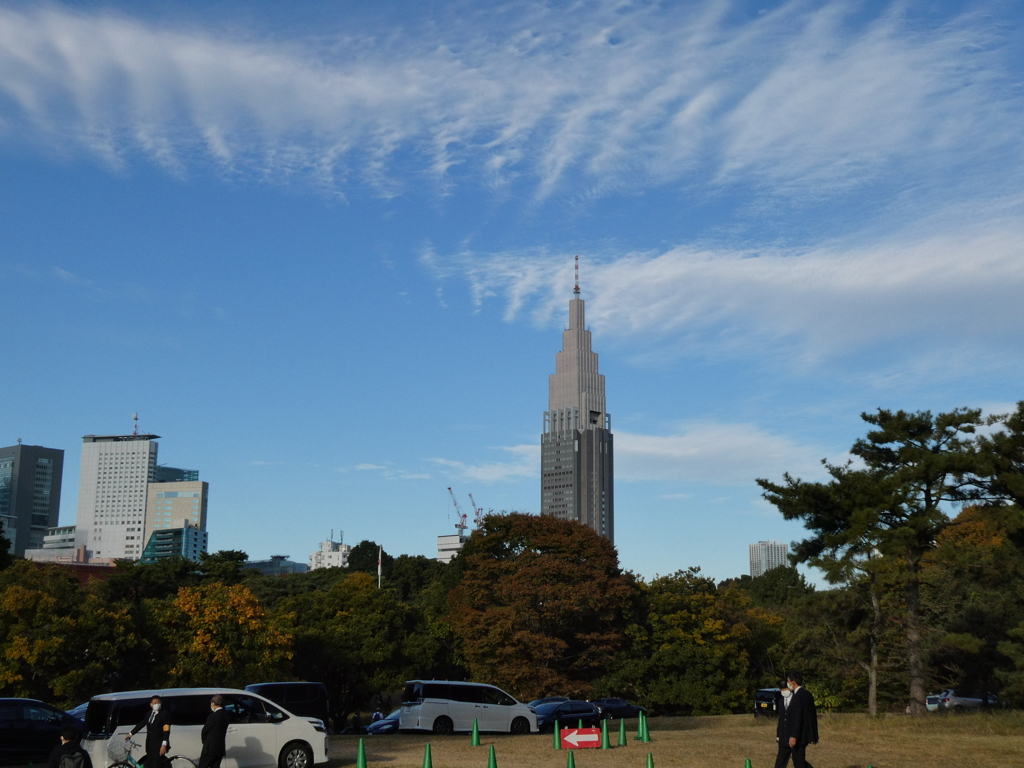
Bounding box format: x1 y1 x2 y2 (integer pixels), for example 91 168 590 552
562 729 601 748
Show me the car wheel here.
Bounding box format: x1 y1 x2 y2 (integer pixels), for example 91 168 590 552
279 741 313 768
510 717 530 735
432 716 454 736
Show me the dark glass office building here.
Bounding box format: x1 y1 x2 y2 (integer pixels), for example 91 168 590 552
0 443 64 556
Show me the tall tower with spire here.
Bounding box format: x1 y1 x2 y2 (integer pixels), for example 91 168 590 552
541 257 614 542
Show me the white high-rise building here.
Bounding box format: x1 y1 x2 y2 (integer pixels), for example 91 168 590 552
74 434 159 562
749 540 789 578
309 534 352 570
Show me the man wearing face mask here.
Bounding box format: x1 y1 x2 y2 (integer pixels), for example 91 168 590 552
127 696 171 768
774 680 792 754
775 672 818 768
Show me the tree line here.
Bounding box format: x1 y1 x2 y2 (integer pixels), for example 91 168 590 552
1 402 1022 724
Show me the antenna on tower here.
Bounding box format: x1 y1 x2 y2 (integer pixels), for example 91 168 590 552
132 413 139 436
574 255 580 295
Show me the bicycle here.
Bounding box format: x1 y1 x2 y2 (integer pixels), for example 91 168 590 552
107 738 197 768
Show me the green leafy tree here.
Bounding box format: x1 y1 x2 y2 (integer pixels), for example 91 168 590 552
758 407 984 715
448 512 635 700
0 561 141 705
198 550 249 584
0 520 12 570
347 540 394 580
640 569 750 714
271 571 409 725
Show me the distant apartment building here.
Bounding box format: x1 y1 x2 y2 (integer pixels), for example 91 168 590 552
244 555 308 576
153 465 199 483
0 443 64 556
141 480 209 562
309 534 351 570
749 539 789 578
74 433 159 561
140 523 208 564
437 533 468 564
23 525 86 563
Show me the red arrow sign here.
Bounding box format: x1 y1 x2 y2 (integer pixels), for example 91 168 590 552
561 728 602 749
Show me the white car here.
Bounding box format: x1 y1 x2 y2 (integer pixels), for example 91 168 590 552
399 680 537 735
81 688 328 768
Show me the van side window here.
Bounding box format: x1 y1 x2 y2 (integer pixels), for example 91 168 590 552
115 700 152 727
480 689 514 706
422 684 450 700
449 685 483 704
168 696 214 727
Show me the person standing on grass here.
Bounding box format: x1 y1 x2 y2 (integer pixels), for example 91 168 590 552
774 680 792 750
198 695 231 768
774 672 819 768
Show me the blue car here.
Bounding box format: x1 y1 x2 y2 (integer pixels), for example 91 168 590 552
366 709 401 735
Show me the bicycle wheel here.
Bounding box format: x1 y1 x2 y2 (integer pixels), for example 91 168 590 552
169 756 197 768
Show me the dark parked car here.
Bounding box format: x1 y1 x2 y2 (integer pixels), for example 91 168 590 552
754 688 781 718
0 698 84 766
592 698 646 719
534 700 601 733
527 696 569 711
365 709 401 735
244 682 330 728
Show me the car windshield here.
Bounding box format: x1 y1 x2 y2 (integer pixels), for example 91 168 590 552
385 710 400 721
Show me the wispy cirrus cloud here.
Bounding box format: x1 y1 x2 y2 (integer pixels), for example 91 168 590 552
429 213 1024 365
429 445 538 483
0 2 1016 201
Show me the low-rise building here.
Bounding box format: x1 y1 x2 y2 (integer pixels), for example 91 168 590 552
309 534 351 570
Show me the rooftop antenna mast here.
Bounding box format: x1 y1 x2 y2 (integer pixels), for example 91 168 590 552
132 412 139 436
574 254 580 295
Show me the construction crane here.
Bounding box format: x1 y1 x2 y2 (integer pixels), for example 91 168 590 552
467 493 485 528
447 487 469 535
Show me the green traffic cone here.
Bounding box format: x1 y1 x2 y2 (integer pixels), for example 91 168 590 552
601 717 611 749
636 712 643 739
423 744 433 768
640 712 651 743
471 718 481 747
487 744 497 768
646 752 654 768
567 751 576 768
617 717 627 746
744 760 752 768
554 719 562 750
356 739 367 768
578 718 584 729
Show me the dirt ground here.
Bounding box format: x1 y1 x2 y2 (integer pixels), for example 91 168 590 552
327 712 1024 768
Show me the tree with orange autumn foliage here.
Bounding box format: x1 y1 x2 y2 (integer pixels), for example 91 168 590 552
156 581 292 687
448 512 636 700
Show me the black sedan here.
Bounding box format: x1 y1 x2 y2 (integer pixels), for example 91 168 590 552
754 688 782 717
365 709 401 735
592 698 646 719
534 700 602 733
527 696 569 711
1 699 84 766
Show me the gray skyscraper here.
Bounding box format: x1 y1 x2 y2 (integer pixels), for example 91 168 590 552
541 275 614 542
0 443 64 556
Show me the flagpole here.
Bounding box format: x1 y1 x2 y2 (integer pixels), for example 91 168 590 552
377 545 382 589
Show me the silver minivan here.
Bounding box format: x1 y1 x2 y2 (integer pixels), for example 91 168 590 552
81 688 328 768
399 680 536 735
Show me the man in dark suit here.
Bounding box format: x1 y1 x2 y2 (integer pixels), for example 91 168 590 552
128 696 171 768
198 695 232 768
775 672 819 768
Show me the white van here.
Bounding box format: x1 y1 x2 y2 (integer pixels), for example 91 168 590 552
81 688 328 768
399 681 537 735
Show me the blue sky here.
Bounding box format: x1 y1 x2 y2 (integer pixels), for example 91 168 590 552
1 0 1022 582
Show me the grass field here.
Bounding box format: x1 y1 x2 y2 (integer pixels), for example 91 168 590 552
328 712 1024 768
